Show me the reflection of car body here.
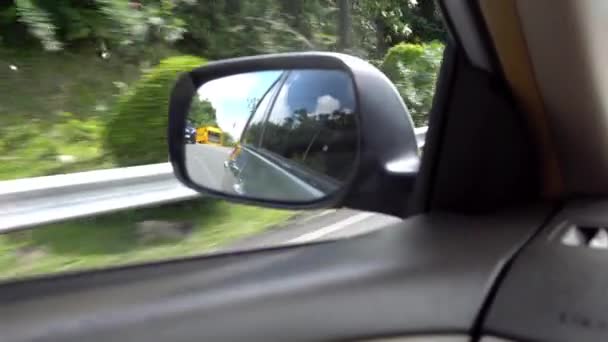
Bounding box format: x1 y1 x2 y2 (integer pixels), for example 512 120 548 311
196 126 223 146
184 124 196 144
222 70 357 201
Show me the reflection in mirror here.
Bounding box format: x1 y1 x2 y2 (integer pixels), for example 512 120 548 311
185 69 358 202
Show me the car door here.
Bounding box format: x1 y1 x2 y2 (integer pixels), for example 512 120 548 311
0 44 551 342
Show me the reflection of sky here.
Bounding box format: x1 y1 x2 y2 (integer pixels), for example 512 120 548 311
197 71 282 140
268 70 354 126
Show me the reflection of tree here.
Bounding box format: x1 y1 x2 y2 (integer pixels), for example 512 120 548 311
245 108 357 180
189 99 218 127
223 132 236 147
246 97 260 115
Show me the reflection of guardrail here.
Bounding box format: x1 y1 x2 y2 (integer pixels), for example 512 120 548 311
0 127 427 233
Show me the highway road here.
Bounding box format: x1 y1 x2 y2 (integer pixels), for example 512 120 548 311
185 144 232 191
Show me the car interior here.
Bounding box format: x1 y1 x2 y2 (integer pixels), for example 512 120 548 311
2 0 606 341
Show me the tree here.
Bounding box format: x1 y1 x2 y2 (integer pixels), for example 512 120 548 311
351 0 445 58
2 0 185 53
189 99 217 127
246 97 260 115
381 41 443 126
222 132 236 147
337 0 352 51
104 55 207 166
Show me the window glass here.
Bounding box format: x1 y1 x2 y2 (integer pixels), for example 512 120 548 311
242 76 282 147
260 70 357 180
0 1 445 281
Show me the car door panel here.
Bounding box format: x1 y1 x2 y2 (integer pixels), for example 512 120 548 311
0 204 550 342
232 145 326 200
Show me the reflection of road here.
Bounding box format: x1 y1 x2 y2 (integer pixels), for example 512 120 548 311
185 144 232 191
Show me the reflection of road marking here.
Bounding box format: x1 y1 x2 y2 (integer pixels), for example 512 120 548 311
288 212 375 244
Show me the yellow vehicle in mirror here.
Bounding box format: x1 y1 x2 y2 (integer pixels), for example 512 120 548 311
196 126 224 146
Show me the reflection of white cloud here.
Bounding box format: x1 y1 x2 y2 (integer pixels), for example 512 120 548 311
269 90 346 124
314 95 340 115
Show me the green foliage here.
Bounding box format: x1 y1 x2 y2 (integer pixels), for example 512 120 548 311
189 99 217 127
2 0 446 58
381 41 444 126
0 47 142 121
175 0 337 59
352 0 445 57
0 112 107 180
0 0 448 180
2 0 186 53
104 55 206 166
0 198 294 279
222 132 236 147
13 0 61 50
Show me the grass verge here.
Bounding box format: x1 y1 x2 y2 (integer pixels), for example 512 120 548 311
0 199 295 280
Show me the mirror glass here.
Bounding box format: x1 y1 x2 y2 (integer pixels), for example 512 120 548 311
184 69 358 202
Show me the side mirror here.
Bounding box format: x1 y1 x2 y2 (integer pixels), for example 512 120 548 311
168 53 419 215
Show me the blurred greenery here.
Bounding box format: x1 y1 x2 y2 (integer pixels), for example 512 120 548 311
0 0 446 180
104 55 206 166
0 112 110 180
189 99 218 128
381 41 444 126
0 199 295 279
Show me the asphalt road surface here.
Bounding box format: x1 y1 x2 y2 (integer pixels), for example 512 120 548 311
185 144 232 190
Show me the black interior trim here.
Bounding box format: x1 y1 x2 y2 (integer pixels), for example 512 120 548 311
0 205 549 342
409 40 458 215
484 199 608 342
429 51 539 212
471 202 562 341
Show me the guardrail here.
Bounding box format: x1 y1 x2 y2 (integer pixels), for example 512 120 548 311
0 164 199 233
0 127 427 233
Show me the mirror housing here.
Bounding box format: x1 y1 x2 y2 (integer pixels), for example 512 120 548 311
168 52 419 216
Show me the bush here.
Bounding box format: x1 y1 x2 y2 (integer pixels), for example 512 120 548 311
104 55 207 166
381 41 444 127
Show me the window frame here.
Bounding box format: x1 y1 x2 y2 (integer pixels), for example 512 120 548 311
257 69 359 181
240 71 288 148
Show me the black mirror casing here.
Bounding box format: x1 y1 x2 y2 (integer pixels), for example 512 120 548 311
168 52 419 216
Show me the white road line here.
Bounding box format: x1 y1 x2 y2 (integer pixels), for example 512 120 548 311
294 209 338 225
288 212 376 244
317 209 338 217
